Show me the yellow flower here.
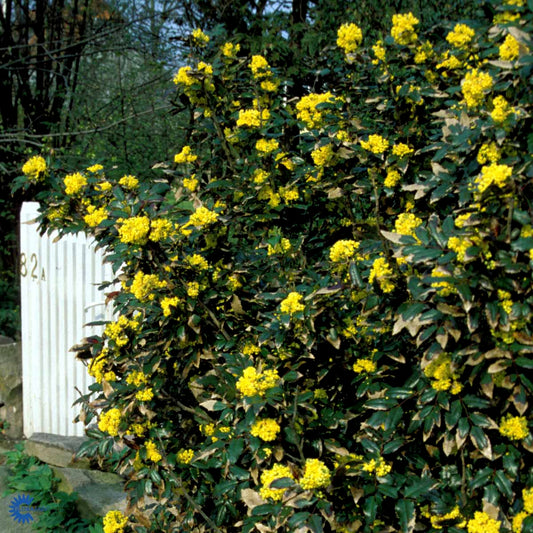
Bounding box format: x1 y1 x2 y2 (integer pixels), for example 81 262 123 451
499 34 520 61
431 507 466 530
64 172 87 195
118 216 150 245
491 95 515 124
369 257 394 292
329 240 359 262
259 464 294 501
22 155 47 182
189 206 219 226
145 440 162 462
392 143 414 158
149 218 173 242
352 358 376 373
128 271 167 301
252 169 270 184
174 145 198 164
187 254 209 270
499 415 529 440
431 267 456 296
136 388 154 402
446 23 475 48
467 511 501 533
161 296 180 317
337 23 363 55
187 281 200 298
236 366 279 397
362 457 391 477
119 174 139 188
384 169 401 187
311 144 334 166
391 12 419 45
173 66 195 86
436 50 462 70
84 205 108 227
360 134 389 154
249 55 271 78
372 40 386 63
98 408 121 437
177 448 194 464
477 142 501 164
461 69 493 108
221 42 240 58
103 510 128 533
280 292 305 315
251 419 281 441
236 108 270 128
256 138 279 154
512 511 529 533
394 212 422 239
295 92 337 129
183 176 198 191
475 163 512 193
299 459 331 490
87 163 103 173
192 28 209 46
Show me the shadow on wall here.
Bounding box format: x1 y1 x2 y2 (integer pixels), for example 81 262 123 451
0 337 23 439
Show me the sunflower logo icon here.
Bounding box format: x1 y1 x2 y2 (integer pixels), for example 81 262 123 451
9 493 35 524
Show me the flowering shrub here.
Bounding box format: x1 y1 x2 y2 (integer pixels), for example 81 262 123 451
15 1 533 531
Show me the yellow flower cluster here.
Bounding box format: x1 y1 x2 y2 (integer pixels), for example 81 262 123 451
362 457 391 477
414 41 433 63
251 418 281 441
498 289 513 315
118 215 150 245
461 69 493 108
392 143 414 158
337 23 363 56
104 315 139 347
161 296 180 317
256 138 279 154
299 459 331 490
372 40 386 64
221 42 240 58
431 267 456 296
391 12 419 45
524 487 533 513
236 366 279 397
259 464 294 501
189 206 219 226
187 281 200 298
183 176 198 191
87 164 103 173
477 142 501 164
128 271 167 301
446 23 475 48
280 291 305 315
329 239 359 262
360 134 389 154
436 50 462 70
174 145 198 164
296 92 336 129
103 510 128 533
173 66 195 86
499 415 529 440
150 218 173 242
145 440 162 462
352 358 377 373
423 354 462 394
475 163 512 193
22 155 47 182
236 108 271 128
119 174 139 188
98 408 121 436
499 34 520 61
448 235 479 262
126 370 148 387
431 506 466 530
89 352 107 383
95 180 112 193
64 172 87 195
394 212 422 239
467 511 501 533
192 28 209 46
177 448 194 464
491 95 515 124
187 254 209 270
84 205 108 227
311 144 334 167
253 169 270 184
369 256 394 293
384 169 401 187
249 55 269 78
267 238 291 256
136 388 154 402
279 186 299 203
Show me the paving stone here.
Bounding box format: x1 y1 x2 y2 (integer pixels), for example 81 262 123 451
24 432 90 468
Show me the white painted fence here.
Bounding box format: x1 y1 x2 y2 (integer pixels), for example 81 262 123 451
20 202 114 437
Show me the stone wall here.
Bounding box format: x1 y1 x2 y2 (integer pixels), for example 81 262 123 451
0 339 23 439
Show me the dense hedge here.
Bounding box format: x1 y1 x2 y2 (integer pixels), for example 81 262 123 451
15 1 533 531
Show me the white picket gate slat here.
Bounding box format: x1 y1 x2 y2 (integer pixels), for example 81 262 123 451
20 202 114 437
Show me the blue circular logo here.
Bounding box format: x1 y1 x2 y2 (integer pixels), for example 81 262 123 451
9 493 35 524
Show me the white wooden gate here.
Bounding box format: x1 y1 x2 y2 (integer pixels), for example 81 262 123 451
20 202 113 437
